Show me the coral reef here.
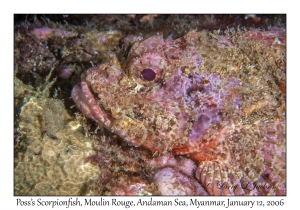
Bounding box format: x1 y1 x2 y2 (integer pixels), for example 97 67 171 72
86 132 159 195
14 14 286 196
14 19 123 84
14 79 99 195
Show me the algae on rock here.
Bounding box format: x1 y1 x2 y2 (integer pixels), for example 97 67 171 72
14 93 99 195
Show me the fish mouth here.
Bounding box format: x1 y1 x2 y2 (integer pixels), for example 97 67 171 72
71 80 155 149
71 81 112 128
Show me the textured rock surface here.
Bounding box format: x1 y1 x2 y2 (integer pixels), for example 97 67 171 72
14 96 99 195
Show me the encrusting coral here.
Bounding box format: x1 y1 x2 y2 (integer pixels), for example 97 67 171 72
14 72 99 196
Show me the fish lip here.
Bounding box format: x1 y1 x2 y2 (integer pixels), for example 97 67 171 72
72 80 149 149
71 81 112 128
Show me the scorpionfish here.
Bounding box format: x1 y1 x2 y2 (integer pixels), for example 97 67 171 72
72 29 286 195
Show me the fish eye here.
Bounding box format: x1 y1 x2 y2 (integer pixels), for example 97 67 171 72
141 68 156 81
128 53 166 87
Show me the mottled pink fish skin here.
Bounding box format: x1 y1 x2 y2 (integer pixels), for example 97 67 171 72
72 29 286 195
